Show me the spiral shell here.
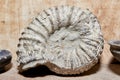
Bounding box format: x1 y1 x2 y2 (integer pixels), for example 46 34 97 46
17 6 104 75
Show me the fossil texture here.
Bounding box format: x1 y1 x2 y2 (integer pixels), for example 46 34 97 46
109 40 120 62
17 6 104 74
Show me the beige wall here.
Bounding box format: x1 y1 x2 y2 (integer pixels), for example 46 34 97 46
0 0 120 64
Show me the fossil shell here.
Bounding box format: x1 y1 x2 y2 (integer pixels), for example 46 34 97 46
17 6 104 74
109 40 120 62
0 50 12 71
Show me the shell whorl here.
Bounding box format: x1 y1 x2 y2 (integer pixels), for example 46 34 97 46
17 6 104 74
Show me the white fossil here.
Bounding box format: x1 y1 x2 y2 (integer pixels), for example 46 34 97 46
17 6 104 75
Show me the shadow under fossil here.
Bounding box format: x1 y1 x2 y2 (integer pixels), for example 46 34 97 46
19 62 101 77
0 63 12 74
108 57 120 75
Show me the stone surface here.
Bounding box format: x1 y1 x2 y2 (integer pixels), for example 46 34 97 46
17 6 104 74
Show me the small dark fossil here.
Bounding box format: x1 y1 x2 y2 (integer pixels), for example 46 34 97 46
0 50 12 71
109 40 120 62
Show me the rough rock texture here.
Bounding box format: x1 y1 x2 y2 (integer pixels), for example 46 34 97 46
17 6 104 75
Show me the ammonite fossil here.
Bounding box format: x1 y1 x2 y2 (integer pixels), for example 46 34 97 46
17 6 104 75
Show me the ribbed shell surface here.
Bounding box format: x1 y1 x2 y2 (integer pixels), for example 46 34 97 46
17 6 104 75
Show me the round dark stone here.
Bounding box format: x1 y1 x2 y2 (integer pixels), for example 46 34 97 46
0 50 12 70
